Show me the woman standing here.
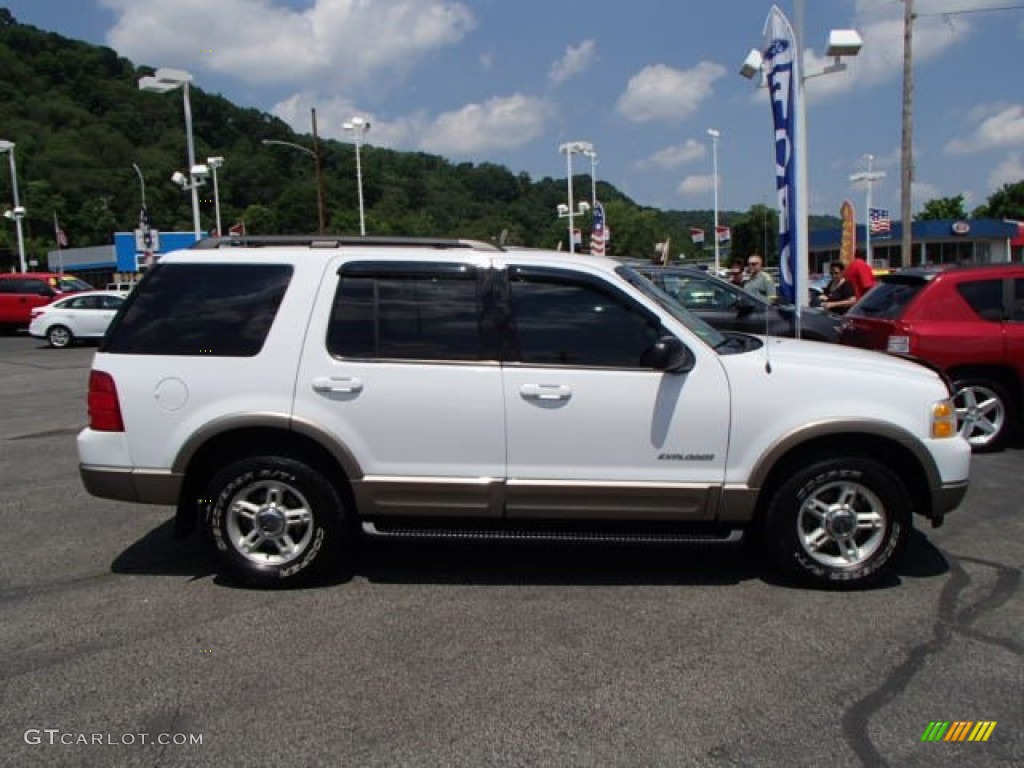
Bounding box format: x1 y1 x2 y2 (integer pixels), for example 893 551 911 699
821 261 856 314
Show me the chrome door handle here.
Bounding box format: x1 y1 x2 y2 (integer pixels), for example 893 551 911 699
312 376 363 394
519 384 572 401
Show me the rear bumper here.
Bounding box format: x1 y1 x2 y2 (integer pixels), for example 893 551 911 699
79 464 182 505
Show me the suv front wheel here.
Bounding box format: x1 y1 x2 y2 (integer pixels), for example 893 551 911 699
762 458 911 588
205 456 346 586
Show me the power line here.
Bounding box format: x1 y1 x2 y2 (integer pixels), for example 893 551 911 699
916 3 1024 17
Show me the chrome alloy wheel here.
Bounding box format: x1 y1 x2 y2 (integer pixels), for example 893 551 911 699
954 383 1005 449
225 480 314 565
48 326 72 348
796 479 886 569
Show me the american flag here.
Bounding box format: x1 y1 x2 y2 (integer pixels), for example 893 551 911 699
689 227 705 245
869 208 891 236
590 202 606 256
53 213 68 248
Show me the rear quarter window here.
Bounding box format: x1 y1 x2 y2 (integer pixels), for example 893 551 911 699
956 279 1003 322
102 263 292 356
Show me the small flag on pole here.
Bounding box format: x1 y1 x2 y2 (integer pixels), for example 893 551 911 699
715 225 731 244
869 208 891 236
229 220 246 237
53 213 68 248
590 202 606 256
689 227 705 245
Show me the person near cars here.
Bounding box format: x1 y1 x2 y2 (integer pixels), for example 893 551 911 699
727 258 746 286
843 251 876 299
820 262 856 314
744 254 775 302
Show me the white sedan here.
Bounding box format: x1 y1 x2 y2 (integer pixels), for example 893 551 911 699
28 290 128 348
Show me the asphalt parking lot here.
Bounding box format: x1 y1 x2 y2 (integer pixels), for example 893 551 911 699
0 334 1020 768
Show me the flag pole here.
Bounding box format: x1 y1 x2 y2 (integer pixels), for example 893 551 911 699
53 211 64 274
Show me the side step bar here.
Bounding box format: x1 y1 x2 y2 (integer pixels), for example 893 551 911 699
362 521 743 545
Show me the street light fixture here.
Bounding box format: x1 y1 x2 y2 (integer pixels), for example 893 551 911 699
0 139 27 272
342 116 371 236
707 128 721 274
207 156 224 237
740 0 862 337
558 141 594 254
850 154 886 267
139 68 203 240
261 139 326 234
582 147 598 209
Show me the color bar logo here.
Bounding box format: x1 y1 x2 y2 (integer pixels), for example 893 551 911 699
921 721 997 742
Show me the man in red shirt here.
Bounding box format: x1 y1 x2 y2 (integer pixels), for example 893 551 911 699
843 251 876 299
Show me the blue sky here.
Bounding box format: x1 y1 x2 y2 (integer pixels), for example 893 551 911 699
6 0 1024 220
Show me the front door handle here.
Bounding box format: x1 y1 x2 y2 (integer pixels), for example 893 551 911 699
519 384 572 401
312 376 363 394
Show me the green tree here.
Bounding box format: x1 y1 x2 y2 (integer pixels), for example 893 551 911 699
915 194 968 221
972 179 1024 220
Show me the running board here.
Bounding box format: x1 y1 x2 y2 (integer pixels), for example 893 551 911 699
361 521 744 545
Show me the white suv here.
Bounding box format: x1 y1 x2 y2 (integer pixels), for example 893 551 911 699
78 236 970 588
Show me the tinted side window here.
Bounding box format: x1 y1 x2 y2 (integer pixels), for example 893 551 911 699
103 264 292 356
67 296 100 310
848 278 926 319
957 279 1003 321
327 267 487 361
1014 278 1024 322
508 271 661 367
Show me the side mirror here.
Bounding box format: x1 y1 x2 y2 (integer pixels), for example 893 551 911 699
647 335 695 373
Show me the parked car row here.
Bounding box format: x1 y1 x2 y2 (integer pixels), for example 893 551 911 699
0 272 93 332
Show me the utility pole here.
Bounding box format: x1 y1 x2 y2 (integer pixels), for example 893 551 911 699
901 0 914 267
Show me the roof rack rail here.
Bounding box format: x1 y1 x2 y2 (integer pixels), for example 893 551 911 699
190 235 504 252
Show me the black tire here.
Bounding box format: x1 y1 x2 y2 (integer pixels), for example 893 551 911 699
47 325 74 348
205 456 346 587
952 377 1013 453
761 458 911 588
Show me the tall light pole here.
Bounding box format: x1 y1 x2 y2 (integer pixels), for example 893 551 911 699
901 0 915 267
139 68 202 240
207 156 224 237
850 154 886 266
558 141 593 254
262 139 325 233
707 128 721 274
0 140 27 272
582 147 598 208
343 116 371 236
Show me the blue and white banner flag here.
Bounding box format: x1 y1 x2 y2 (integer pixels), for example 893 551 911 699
764 4 799 305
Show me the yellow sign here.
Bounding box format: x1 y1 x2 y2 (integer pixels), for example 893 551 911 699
840 199 856 264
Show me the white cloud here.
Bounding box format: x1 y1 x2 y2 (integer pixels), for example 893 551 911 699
548 40 596 85
616 62 726 123
677 174 714 198
945 104 1024 154
417 94 550 155
636 140 706 171
989 152 1024 190
102 0 475 88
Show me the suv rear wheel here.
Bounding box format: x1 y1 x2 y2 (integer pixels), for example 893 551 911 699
205 456 346 586
762 458 911 588
952 377 1012 453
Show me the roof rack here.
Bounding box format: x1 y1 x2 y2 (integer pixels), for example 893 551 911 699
190 235 503 252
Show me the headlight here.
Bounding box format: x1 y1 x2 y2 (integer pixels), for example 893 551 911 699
931 399 957 439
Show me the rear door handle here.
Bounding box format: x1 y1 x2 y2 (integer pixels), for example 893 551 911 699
519 384 572 401
312 376 363 394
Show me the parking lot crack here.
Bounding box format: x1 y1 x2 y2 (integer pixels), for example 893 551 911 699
840 552 1021 767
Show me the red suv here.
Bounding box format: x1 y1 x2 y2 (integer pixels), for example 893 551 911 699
840 264 1024 452
0 272 93 331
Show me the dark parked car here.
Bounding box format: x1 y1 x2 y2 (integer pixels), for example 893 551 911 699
633 265 842 342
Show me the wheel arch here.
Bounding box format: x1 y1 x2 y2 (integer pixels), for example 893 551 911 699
749 425 937 524
947 364 1021 411
173 418 361 537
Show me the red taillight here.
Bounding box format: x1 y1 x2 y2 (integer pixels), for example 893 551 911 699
87 371 124 432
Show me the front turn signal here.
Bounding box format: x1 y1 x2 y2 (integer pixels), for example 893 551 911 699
931 399 956 439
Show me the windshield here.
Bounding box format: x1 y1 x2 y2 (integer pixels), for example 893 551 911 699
55 276 93 292
617 265 727 349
